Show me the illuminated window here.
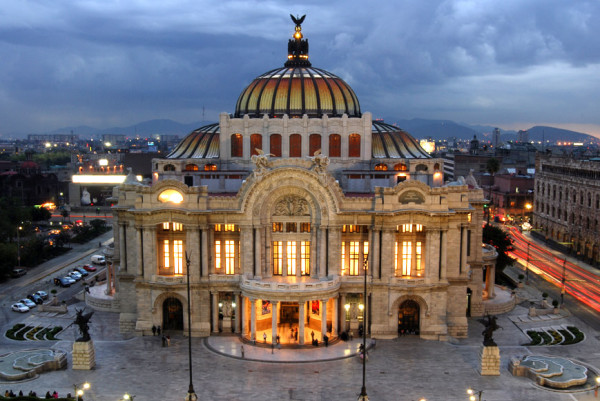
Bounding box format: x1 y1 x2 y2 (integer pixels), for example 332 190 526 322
290 134 301 157
300 241 310 275
231 134 243 157
185 164 199 171
395 229 425 278
415 242 422 276
309 134 321 156
204 164 217 171
158 189 183 204
402 241 412 276
329 134 341 157
349 242 360 276
394 241 399 273
163 222 170 230
215 240 222 270
374 164 388 171
215 224 237 232
286 223 297 232
173 222 183 231
250 134 262 156
341 242 346 275
272 222 283 232
164 164 176 172
394 163 408 171
225 240 235 275
163 240 170 268
300 223 311 232
273 241 283 275
270 134 282 157
287 241 297 275
349 134 361 157
174 240 183 274
158 223 185 275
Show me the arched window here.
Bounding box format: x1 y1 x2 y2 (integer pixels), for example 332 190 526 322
184 164 199 171
348 134 361 157
394 163 408 171
164 164 176 172
416 164 428 172
395 224 426 278
329 134 341 157
270 134 282 157
250 134 262 156
157 222 185 276
289 134 301 157
204 164 217 171
309 134 321 156
433 163 440 171
231 134 243 157
374 163 388 171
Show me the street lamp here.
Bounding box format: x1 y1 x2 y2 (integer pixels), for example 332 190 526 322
594 375 600 397
16 225 22 267
184 252 197 401
73 382 90 400
467 388 483 401
122 393 136 400
357 255 369 401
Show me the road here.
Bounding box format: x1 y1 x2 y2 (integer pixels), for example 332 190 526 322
507 226 600 314
0 230 113 329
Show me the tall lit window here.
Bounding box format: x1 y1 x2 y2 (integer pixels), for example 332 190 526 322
215 241 222 270
363 242 369 269
349 133 361 157
394 241 399 273
163 240 170 268
341 242 346 275
415 242 423 276
273 241 283 275
225 240 235 275
349 241 360 276
402 241 412 276
174 240 183 274
300 241 310 275
287 241 297 275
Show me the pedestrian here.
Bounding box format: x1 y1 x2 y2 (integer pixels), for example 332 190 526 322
152 325 157 336
241 345 245 359
271 343 274 354
263 332 267 343
324 335 329 347
166 335 171 346
66 394 72 399
45 391 52 399
311 331 315 341
295 328 298 341
276 335 280 344
53 390 59 398
162 335 167 347
18 390 23 396
157 325 161 336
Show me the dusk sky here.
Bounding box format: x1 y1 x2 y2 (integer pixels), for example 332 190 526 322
1 0 600 137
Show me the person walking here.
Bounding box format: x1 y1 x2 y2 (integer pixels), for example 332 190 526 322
157 325 161 336
311 331 315 341
241 345 245 359
263 332 267 343
324 335 329 347
152 325 157 336
162 335 167 347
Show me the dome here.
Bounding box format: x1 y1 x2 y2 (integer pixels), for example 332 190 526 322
371 121 431 159
234 66 361 118
166 123 219 159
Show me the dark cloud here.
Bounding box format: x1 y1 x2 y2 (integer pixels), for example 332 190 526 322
1 0 599 137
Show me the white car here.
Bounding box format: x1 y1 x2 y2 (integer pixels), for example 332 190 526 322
35 290 49 300
68 271 82 281
19 298 36 308
11 303 29 313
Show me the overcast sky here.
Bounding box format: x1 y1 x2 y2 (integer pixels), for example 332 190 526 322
1 0 600 137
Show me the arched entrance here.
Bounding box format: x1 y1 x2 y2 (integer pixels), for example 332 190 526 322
163 297 183 330
398 300 420 335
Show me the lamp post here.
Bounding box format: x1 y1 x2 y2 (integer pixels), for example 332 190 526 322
73 382 90 400
594 375 600 397
16 225 22 267
122 393 136 400
467 388 483 401
184 252 197 401
523 202 532 221
358 255 369 401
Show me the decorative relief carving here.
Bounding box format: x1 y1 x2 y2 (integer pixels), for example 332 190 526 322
310 150 330 174
273 195 310 216
399 190 425 205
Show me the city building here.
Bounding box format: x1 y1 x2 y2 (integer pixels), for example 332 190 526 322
533 155 600 266
110 19 494 343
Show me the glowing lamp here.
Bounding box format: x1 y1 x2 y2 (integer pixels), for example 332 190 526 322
158 189 183 204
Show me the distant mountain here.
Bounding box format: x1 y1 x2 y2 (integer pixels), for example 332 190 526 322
48 119 210 138
384 118 480 140
526 126 593 143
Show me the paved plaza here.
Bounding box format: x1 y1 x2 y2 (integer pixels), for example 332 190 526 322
1 282 599 401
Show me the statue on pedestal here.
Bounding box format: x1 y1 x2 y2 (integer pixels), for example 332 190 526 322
74 309 94 342
479 314 501 346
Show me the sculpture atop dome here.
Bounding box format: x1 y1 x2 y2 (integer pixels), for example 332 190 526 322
286 14 310 67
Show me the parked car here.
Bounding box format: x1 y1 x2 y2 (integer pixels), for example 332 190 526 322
91 255 105 265
19 298 36 308
11 303 29 313
81 264 97 272
68 271 82 281
10 268 26 278
27 294 43 305
35 290 48 300
54 277 72 287
74 267 89 276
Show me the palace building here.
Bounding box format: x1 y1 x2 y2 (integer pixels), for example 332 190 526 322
110 17 495 343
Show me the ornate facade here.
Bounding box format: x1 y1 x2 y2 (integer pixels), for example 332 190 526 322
111 18 490 343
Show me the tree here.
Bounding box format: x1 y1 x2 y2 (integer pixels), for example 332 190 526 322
483 223 514 275
30 206 51 222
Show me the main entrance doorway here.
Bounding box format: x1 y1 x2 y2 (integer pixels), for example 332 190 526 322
163 297 183 330
398 300 420 335
280 302 299 325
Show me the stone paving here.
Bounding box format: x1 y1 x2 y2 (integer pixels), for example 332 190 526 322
1 288 599 401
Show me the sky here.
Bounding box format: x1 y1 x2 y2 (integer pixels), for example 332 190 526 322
1 0 600 137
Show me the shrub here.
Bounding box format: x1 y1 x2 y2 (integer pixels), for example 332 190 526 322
542 292 548 299
46 326 63 340
526 330 542 346
559 329 575 345
6 323 25 340
26 326 42 340
539 331 552 345
567 326 584 343
518 274 524 281
14 325 33 341
548 329 562 345
552 300 559 308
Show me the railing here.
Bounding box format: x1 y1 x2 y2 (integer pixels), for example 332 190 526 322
240 275 341 293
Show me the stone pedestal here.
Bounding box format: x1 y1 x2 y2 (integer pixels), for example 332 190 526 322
72 340 96 370
222 317 232 332
480 345 500 376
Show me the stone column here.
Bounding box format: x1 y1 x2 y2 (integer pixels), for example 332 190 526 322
340 293 347 332
212 292 219 333
241 296 247 337
136 226 143 276
143 226 156 280
240 226 252 276
119 224 127 272
201 227 209 277
332 296 339 336
254 227 261 278
327 227 341 277
321 299 328 339
187 226 200 280
371 228 380 279
485 264 496 298
298 300 305 345
440 229 448 280
271 301 278 344
461 225 468 274
315 227 324 278
250 298 256 341
425 229 437 283
234 293 241 333
207 227 215 274
381 228 395 278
